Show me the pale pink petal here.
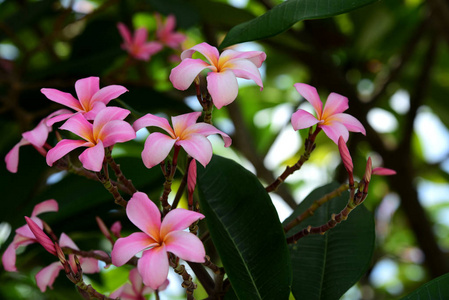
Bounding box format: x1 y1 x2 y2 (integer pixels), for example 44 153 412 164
46 139 90 167
79 141 105 172
1 238 31 272
141 132 176 169
294 83 323 117
25 217 56 255
338 136 353 173
160 208 204 238
5 139 29 173
291 109 320 131
128 268 143 290
372 167 396 176
22 120 50 148
164 231 205 263
331 113 366 135
80 257 100 273
83 101 106 120
75 77 100 110
206 70 239 109
220 49 266 67
133 114 175 137
183 123 232 147
180 42 219 66
136 42 163 61
111 221 122 238
169 58 211 91
117 23 133 46
138 246 169 290
177 134 213 167
111 232 157 267
224 58 263 89
93 107 130 135
134 28 148 47
59 233 79 250
109 285 126 299
172 112 202 136
322 92 349 118
41 88 82 111
35 262 63 292
320 122 349 144
97 120 135 147
91 85 128 106
164 32 186 49
46 113 73 127
127 192 161 239
31 199 58 217
15 218 43 239
60 113 94 142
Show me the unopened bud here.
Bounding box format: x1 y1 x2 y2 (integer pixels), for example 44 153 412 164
364 157 373 184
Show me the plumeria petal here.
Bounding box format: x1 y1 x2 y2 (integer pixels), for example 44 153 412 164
16 217 43 239
141 132 176 169
31 199 58 217
128 268 144 291
322 92 349 117
320 122 349 144
160 208 204 237
80 257 100 273
97 120 135 147
78 141 105 172
180 42 219 66
138 246 169 290
2 236 34 272
60 113 94 142
75 77 100 110
133 113 175 138
206 70 239 109
46 139 90 167
41 89 82 111
134 28 148 47
22 121 50 148
117 23 132 46
59 233 79 250
5 139 29 173
111 232 158 267
164 231 205 263
137 42 163 60
83 101 106 120
127 192 162 240
25 217 56 255
177 134 213 167
172 112 202 136
35 262 63 292
223 58 264 89
46 112 73 126
291 109 320 131
331 113 366 135
91 85 128 106
294 83 323 117
92 107 130 135
169 58 211 91
221 49 267 68
186 123 232 147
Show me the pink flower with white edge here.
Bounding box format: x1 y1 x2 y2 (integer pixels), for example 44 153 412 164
110 268 168 299
155 13 186 49
5 109 71 173
111 192 206 290
2 200 58 272
291 83 366 144
32 232 102 292
133 112 231 168
46 107 136 172
41 76 128 125
169 42 266 109
117 23 163 61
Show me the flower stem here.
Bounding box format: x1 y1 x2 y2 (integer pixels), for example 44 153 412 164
265 127 321 193
160 145 181 215
105 147 137 195
96 169 127 208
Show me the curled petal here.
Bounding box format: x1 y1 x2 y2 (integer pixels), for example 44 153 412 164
220 49 266 68
169 58 211 91
75 77 100 110
41 88 82 111
15 218 43 239
183 122 232 147
46 113 73 127
177 134 213 167
31 199 59 217
60 113 94 142
97 120 136 147
172 112 202 136
93 107 130 134
22 120 50 148
164 231 205 263
78 141 105 172
206 70 239 109
2 236 34 272
291 109 319 131
133 113 175 137
111 232 157 267
322 92 349 117
59 233 78 250
141 132 176 169
180 42 219 66
294 83 323 117
35 262 63 292
160 208 204 237
138 246 169 290
224 58 264 89
5 139 29 173
332 113 366 135
46 139 90 167
320 122 349 144
91 85 128 106
83 101 106 120
127 192 162 240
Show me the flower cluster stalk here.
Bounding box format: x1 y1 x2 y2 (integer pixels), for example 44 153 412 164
105 147 137 194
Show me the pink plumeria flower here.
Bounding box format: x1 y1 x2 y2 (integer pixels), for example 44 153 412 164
111 192 206 290
5 109 71 173
169 42 266 109
46 107 136 172
41 77 128 125
155 13 186 49
110 268 168 299
291 83 366 144
133 111 231 168
117 22 163 61
2 200 58 272
32 232 101 292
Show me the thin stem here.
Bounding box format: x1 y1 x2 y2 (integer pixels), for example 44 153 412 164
96 171 127 208
105 147 137 195
172 171 188 209
160 145 181 215
266 127 321 192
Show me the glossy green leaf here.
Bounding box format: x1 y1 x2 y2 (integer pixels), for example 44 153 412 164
197 155 291 299
402 272 449 299
219 0 379 48
283 182 375 300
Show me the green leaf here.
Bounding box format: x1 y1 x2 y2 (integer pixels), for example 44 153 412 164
197 155 291 299
402 272 449 299
283 182 375 300
219 0 379 49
